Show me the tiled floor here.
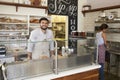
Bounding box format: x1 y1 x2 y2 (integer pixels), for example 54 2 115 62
105 72 120 80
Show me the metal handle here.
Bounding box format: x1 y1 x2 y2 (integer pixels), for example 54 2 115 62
53 40 58 74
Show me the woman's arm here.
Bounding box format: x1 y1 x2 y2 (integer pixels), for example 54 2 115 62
102 32 107 47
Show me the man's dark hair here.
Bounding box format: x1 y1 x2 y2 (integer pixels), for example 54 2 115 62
99 23 108 30
39 17 49 23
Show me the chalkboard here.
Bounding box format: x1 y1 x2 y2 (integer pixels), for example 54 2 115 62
48 0 69 15
68 1 78 35
48 0 78 34
48 0 78 51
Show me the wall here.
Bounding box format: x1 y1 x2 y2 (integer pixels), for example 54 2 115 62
87 0 120 9
84 8 120 77
0 5 46 16
84 8 120 42
78 0 87 31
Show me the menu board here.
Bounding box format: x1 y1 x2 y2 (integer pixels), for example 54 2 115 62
48 0 78 35
48 0 78 52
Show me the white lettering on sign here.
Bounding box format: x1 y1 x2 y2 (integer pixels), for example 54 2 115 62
69 18 77 35
70 25 76 31
48 0 77 15
68 5 77 17
48 0 57 13
57 3 66 14
70 19 76 25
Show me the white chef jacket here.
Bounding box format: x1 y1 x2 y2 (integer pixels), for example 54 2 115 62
27 28 54 59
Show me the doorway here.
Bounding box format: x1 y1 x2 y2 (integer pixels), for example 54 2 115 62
51 15 68 47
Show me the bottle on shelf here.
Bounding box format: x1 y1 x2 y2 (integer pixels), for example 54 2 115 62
62 46 65 56
24 0 31 5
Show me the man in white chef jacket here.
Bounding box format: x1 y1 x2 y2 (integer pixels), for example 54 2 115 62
27 17 54 60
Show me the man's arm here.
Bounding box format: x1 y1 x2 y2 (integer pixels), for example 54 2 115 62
50 31 55 57
27 52 32 60
27 31 35 60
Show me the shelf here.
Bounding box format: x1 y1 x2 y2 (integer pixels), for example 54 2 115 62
30 23 40 25
0 30 27 32
69 36 86 40
0 35 27 37
52 22 65 24
106 32 120 33
0 39 27 42
0 22 27 24
82 5 120 16
95 20 120 23
0 1 48 12
54 38 66 41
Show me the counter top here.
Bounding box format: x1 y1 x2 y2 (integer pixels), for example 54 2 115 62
15 64 100 80
109 50 120 55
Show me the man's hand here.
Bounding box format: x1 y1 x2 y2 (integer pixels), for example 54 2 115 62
40 56 49 59
27 52 32 60
50 50 55 57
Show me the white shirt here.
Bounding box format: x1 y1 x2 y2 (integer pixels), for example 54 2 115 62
96 31 104 45
27 28 54 59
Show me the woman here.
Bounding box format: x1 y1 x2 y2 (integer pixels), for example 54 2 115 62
96 23 108 80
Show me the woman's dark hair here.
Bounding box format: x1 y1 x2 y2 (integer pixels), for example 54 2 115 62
99 23 108 30
39 17 49 23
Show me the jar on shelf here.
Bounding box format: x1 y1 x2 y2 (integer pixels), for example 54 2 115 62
33 0 41 6
71 31 78 37
100 11 106 18
82 5 91 11
24 0 31 5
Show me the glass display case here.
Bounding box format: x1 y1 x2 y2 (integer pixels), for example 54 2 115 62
0 14 29 36
57 38 93 72
0 38 95 80
0 40 57 80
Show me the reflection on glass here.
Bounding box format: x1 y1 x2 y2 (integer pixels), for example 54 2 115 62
0 39 94 80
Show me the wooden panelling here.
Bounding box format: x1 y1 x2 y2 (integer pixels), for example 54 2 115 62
52 69 99 80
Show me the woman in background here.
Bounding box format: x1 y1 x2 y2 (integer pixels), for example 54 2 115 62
96 23 108 80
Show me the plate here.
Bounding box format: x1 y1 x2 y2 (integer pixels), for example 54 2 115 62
108 15 114 20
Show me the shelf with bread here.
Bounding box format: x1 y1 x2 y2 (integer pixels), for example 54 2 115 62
0 22 27 24
0 14 29 42
0 30 27 32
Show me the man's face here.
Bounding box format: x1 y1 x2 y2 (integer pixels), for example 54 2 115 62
40 20 49 30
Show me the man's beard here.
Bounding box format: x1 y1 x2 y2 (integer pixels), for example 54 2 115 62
40 27 48 30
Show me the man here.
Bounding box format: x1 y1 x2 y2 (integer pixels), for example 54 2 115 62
27 17 54 60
